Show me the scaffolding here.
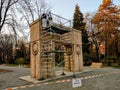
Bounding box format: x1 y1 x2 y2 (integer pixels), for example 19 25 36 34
40 12 73 79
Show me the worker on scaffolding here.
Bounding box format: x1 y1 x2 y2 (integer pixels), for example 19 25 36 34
41 11 53 28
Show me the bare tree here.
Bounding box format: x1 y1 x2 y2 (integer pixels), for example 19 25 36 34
0 34 16 64
85 13 101 62
0 0 51 64
16 0 51 26
0 0 19 33
9 0 51 42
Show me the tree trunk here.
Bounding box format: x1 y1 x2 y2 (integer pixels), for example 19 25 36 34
95 45 100 62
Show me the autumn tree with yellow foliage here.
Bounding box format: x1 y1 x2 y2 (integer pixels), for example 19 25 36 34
92 0 120 61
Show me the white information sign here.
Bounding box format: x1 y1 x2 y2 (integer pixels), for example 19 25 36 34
72 78 82 88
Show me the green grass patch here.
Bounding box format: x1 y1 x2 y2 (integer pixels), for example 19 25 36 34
112 66 120 69
6 64 30 68
6 64 18 66
25 65 30 68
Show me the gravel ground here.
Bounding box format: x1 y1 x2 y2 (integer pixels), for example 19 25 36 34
0 65 120 90
0 65 31 89
20 74 120 90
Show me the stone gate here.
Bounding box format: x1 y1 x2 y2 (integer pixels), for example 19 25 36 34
30 13 83 79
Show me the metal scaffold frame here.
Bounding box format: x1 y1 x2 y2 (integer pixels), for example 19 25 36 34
40 12 73 79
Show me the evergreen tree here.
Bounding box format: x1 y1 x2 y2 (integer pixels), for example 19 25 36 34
73 4 90 53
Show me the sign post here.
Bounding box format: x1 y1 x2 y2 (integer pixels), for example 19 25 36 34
72 78 82 88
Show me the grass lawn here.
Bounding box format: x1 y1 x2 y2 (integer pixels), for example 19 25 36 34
113 66 120 69
6 64 30 68
6 64 18 66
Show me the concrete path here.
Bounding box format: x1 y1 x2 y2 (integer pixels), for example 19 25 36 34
0 65 31 89
0 65 120 90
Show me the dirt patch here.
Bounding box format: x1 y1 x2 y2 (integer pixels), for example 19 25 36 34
0 69 13 73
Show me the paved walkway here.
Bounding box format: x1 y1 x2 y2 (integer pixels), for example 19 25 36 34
0 65 31 89
0 65 120 90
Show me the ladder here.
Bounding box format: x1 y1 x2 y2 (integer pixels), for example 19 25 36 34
40 28 55 78
40 26 73 78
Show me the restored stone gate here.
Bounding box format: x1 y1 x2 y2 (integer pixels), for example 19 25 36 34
30 13 83 79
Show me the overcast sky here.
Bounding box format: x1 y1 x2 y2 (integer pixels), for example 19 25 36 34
45 0 120 20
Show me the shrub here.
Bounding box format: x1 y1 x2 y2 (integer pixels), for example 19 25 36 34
83 53 97 65
107 56 118 60
16 57 27 65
